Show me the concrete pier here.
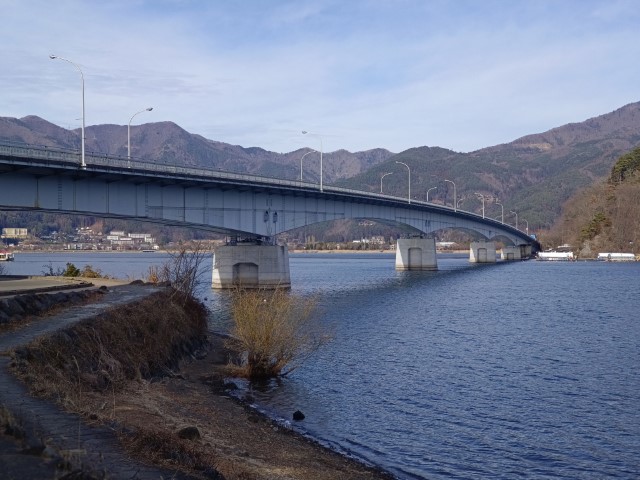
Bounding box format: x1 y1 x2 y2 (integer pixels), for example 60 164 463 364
500 246 522 261
395 237 438 271
469 241 497 263
212 244 291 289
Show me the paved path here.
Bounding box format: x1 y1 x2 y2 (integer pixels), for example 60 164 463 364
0 283 192 479
0 276 129 297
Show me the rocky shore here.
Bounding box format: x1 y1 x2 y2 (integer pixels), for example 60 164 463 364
0 280 394 479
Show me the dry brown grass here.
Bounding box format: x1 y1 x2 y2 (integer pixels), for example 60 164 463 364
226 288 330 380
119 427 221 476
11 290 207 410
7 288 219 478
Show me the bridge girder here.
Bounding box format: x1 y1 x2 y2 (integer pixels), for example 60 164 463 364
0 145 540 251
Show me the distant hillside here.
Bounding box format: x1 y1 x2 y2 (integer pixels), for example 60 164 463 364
0 116 394 183
542 146 640 256
335 102 640 230
2 102 640 243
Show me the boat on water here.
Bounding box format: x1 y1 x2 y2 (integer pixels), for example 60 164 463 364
537 251 575 261
0 251 15 261
597 252 637 262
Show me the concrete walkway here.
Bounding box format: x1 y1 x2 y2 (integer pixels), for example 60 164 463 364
0 275 129 297
0 283 192 479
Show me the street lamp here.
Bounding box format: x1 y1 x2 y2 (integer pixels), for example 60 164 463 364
128 107 153 162
522 219 529 235
395 161 410 203
511 210 518 229
444 179 456 211
50 54 86 168
380 172 393 193
426 186 437 202
475 193 485 218
299 150 317 181
457 198 464 209
495 200 504 223
302 131 323 191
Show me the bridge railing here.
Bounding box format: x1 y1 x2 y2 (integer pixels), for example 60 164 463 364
1 141 426 202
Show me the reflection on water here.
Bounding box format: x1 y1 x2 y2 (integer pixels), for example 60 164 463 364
5 252 640 479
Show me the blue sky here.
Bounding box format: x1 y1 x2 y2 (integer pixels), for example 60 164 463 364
2 0 639 154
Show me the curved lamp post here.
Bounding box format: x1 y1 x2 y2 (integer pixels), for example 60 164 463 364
299 149 317 181
444 179 456 211
522 218 529 235
495 200 504 223
475 193 485 218
510 210 518 229
128 107 153 162
302 131 323 191
380 172 393 193
49 55 86 168
427 186 437 202
395 161 410 203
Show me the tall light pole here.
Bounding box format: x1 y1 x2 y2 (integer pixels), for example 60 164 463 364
495 200 504 223
522 218 529 235
380 172 393 193
475 193 485 218
302 131 323 191
511 210 518 229
457 198 464 209
444 179 456 211
50 55 85 168
427 186 437 202
395 161 410 203
299 150 316 181
128 107 153 162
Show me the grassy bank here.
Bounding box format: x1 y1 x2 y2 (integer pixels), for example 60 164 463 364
9 288 216 477
7 287 393 479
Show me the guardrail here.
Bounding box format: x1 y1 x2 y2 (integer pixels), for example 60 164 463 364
0 141 428 205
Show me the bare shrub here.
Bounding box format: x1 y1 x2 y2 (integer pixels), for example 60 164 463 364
226 288 330 380
151 242 211 303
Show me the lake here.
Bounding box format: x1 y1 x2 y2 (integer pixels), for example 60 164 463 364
4 252 640 479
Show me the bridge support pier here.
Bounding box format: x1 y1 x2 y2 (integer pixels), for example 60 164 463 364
469 241 497 263
395 237 438 271
500 246 522 261
211 244 291 289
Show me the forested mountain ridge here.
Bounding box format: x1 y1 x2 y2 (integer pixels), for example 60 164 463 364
335 101 640 229
1 101 640 243
544 146 640 256
0 116 393 183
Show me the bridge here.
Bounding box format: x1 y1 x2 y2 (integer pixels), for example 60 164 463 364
0 143 539 287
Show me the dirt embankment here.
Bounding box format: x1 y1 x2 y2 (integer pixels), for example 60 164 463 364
2 287 394 479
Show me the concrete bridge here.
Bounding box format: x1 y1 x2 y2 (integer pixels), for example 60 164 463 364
0 143 539 287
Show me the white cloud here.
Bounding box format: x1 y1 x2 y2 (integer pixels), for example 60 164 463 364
1 0 638 153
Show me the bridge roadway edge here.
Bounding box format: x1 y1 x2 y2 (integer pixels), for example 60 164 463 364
0 283 189 479
0 142 541 252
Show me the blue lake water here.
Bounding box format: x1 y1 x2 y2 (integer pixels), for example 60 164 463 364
4 252 640 479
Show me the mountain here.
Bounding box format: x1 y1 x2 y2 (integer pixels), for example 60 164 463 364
0 116 393 183
335 102 640 230
2 102 640 243
542 146 640 256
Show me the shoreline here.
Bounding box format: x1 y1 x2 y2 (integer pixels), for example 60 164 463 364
0 283 395 479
